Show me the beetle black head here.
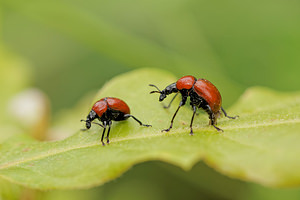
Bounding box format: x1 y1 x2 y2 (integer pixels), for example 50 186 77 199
81 109 98 130
149 83 178 101
81 119 91 129
86 121 91 129
149 84 167 101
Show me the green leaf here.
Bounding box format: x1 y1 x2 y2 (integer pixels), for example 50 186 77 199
0 68 299 190
0 178 22 200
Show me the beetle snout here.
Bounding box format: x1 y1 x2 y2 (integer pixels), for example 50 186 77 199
86 121 91 129
159 93 166 101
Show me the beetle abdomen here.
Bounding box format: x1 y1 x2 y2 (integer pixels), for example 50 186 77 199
106 97 130 114
194 79 222 113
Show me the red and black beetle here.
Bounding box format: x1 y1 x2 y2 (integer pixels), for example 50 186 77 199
81 97 151 145
150 76 237 135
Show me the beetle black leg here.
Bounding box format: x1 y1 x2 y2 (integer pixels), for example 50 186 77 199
221 107 238 119
106 121 112 144
212 124 223 132
210 115 223 132
205 105 223 132
124 114 152 127
162 99 185 132
189 105 197 135
163 93 179 109
101 121 107 146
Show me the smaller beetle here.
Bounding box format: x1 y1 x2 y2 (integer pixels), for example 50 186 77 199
81 97 151 145
150 76 238 135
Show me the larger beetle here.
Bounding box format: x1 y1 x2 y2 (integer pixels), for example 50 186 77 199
150 75 237 135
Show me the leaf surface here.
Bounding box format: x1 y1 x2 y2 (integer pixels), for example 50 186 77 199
0 69 299 189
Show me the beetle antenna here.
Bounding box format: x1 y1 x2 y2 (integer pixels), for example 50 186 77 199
149 84 162 94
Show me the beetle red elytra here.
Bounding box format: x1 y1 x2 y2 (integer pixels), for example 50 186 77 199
150 75 238 135
81 97 151 145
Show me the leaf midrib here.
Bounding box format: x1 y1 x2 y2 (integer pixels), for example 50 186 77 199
0 118 299 171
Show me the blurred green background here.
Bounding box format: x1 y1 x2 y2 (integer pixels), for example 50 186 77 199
1 0 300 199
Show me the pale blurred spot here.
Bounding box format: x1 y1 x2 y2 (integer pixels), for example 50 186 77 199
8 88 50 140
